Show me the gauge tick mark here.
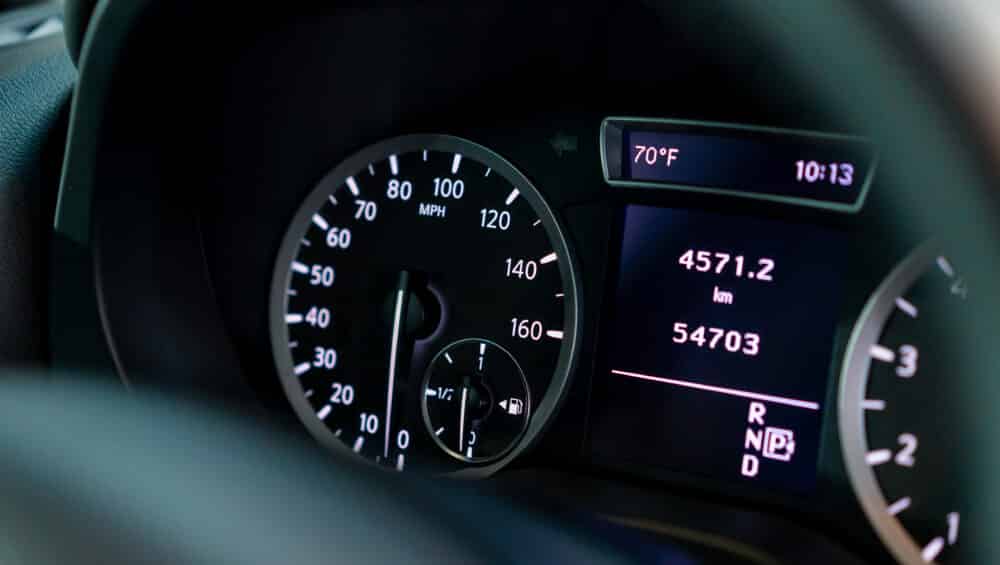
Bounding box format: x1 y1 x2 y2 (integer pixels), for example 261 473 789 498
862 399 886 411
887 496 911 516
895 296 919 318
505 188 520 206
312 214 329 231
346 176 360 197
865 449 892 466
921 537 945 562
869 344 896 363
937 256 955 278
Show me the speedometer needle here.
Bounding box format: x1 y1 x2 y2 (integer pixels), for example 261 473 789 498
384 271 410 460
458 385 469 453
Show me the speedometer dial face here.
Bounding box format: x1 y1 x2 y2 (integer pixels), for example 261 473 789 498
270 135 579 474
840 246 974 564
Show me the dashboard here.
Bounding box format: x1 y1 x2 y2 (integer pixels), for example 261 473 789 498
47 2 992 564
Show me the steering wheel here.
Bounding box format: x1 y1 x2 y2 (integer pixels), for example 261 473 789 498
2 0 995 563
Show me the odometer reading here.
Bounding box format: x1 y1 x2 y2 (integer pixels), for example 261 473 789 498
590 206 845 492
270 135 579 474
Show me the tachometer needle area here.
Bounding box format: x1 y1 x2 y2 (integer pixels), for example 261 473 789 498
384 271 410 459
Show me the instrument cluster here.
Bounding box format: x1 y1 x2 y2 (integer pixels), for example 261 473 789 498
62 4 989 563
264 119 970 563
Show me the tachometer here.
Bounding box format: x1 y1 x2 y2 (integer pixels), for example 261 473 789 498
840 245 973 563
270 135 580 474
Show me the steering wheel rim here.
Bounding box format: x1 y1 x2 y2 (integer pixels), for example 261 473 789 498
0 379 637 564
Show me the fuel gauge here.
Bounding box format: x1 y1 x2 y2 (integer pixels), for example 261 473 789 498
422 339 531 463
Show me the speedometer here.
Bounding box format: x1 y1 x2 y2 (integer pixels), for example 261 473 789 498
270 135 580 474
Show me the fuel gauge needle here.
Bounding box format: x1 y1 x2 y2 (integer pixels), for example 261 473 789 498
458 385 469 453
384 271 409 460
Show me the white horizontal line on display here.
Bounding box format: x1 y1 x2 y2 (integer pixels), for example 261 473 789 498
611 369 820 410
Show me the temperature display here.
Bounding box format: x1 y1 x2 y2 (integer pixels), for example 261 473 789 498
601 118 877 212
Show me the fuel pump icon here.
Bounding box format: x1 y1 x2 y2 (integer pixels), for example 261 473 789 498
499 398 524 416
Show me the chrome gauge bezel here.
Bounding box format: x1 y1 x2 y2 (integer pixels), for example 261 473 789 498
839 243 937 565
420 338 532 465
268 134 582 477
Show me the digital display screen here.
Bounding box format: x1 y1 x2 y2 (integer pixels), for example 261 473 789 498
590 206 845 492
602 119 877 212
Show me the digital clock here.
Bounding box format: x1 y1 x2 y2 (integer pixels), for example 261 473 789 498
795 160 854 186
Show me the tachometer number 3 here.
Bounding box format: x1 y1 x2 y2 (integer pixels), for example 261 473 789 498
895 345 918 378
